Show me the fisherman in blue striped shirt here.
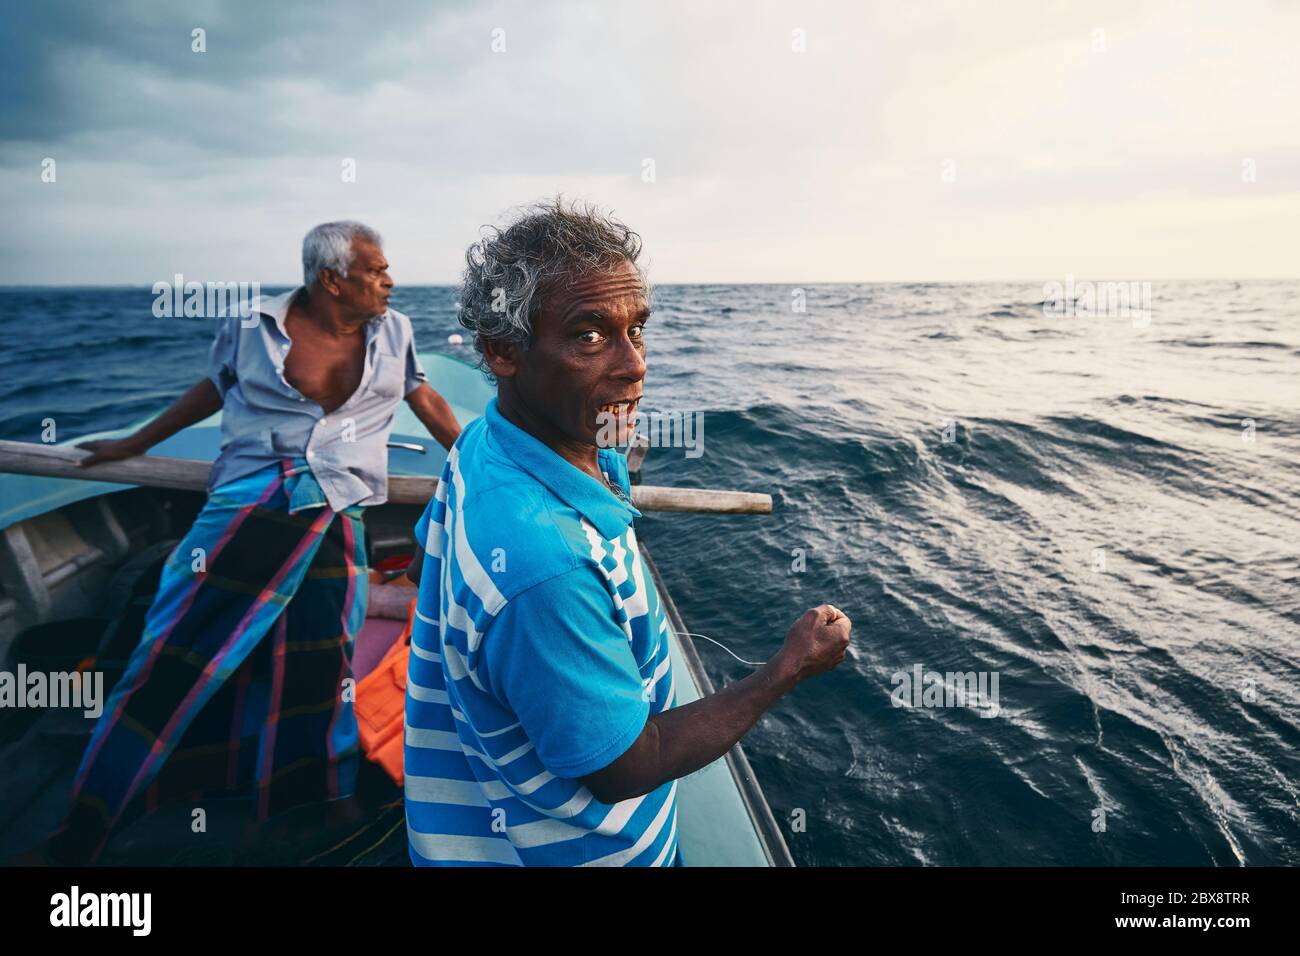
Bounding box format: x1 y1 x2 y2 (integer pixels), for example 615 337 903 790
404 199 852 866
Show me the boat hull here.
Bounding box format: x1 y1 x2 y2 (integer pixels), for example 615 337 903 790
0 351 792 866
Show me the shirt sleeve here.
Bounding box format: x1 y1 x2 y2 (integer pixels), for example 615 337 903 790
206 317 238 399
414 501 430 551
482 566 649 779
404 334 428 398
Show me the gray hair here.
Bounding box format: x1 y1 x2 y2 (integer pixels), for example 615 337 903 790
457 198 647 375
302 220 383 287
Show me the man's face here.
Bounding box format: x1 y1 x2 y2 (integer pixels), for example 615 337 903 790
505 259 649 448
330 239 393 318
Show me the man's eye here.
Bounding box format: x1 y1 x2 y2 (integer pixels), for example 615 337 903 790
578 330 603 344
630 324 645 339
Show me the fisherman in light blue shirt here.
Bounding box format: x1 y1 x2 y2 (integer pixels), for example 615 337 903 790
47 222 461 864
404 199 853 866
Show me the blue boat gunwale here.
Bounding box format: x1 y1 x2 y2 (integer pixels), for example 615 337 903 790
637 544 795 866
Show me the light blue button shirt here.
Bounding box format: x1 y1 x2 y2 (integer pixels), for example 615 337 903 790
206 286 427 511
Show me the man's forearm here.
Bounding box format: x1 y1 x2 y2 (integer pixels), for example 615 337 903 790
127 378 224 450
407 384 461 450
592 653 802 803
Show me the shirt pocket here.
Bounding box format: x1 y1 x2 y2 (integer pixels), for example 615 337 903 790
260 426 301 456
369 350 406 401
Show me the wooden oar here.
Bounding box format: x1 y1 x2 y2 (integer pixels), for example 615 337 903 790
0 439 772 515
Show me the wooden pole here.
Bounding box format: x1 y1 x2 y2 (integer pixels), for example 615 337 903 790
0 440 773 515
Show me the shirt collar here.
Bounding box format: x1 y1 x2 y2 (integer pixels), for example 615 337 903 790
252 286 389 339
249 286 300 336
484 398 640 539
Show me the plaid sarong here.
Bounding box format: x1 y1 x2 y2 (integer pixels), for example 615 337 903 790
50 457 368 864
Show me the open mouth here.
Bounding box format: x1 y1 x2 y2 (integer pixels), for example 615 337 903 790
596 399 639 420
594 400 640 445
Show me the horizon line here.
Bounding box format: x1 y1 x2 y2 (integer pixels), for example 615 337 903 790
2 276 1297 290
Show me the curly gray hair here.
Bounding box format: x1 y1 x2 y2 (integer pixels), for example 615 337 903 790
457 198 648 376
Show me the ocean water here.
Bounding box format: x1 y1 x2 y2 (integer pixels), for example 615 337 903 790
1 281 1297 866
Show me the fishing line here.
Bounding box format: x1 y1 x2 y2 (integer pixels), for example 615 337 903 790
674 630 764 667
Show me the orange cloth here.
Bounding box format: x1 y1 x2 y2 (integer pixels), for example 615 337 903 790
355 598 415 786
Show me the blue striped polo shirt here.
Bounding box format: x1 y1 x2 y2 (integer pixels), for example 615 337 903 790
404 397 680 866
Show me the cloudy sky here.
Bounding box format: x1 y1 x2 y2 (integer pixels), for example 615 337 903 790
2 0 1297 284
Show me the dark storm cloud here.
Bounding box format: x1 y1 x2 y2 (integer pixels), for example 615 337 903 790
0 1 478 155
0 0 824 177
